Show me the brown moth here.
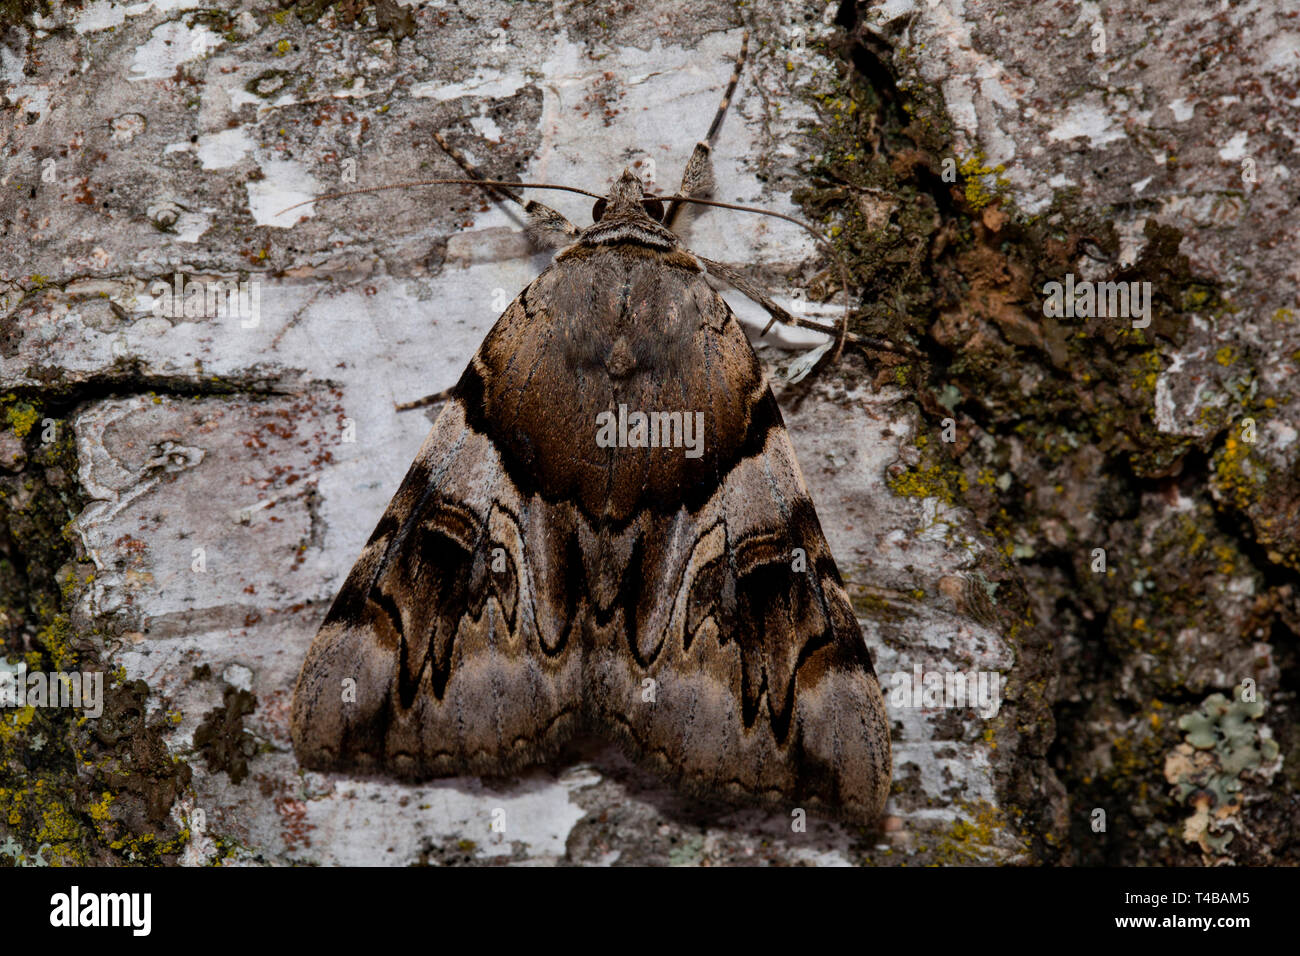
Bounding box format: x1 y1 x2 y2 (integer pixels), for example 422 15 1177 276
290 33 892 821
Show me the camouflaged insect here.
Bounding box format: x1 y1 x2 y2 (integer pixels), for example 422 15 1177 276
291 34 891 822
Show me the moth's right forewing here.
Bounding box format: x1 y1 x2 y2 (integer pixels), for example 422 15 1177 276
575 275 891 821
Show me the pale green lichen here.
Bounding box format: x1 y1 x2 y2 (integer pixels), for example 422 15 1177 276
1164 686 1280 856
1175 689 1277 784
667 834 706 867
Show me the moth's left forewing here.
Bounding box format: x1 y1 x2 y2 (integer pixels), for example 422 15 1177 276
292 296 584 780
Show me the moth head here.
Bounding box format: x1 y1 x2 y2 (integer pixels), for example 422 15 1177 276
591 168 665 225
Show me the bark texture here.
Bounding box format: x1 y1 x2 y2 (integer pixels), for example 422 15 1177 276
0 0 1293 865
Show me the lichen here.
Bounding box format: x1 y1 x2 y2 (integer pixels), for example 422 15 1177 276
956 150 1011 211
1211 431 1269 512
924 800 1032 865
887 463 968 506
1164 687 1280 858
0 402 196 864
794 9 1288 865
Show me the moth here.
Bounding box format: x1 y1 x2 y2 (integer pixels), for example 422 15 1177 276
290 33 892 822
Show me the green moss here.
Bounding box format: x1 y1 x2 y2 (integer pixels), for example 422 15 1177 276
795 0 1278 868
795 69 942 358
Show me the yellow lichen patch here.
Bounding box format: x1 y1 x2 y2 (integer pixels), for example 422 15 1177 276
35 614 77 671
0 705 36 746
929 800 1030 864
0 776 88 864
87 791 115 824
3 399 40 439
1211 433 1266 512
956 151 1010 210
887 463 969 505
1137 349 1162 392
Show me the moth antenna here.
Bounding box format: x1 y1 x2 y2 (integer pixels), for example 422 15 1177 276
664 29 749 230
430 129 527 208
705 30 749 147
430 130 580 247
274 179 603 218
394 387 452 413
651 193 856 361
